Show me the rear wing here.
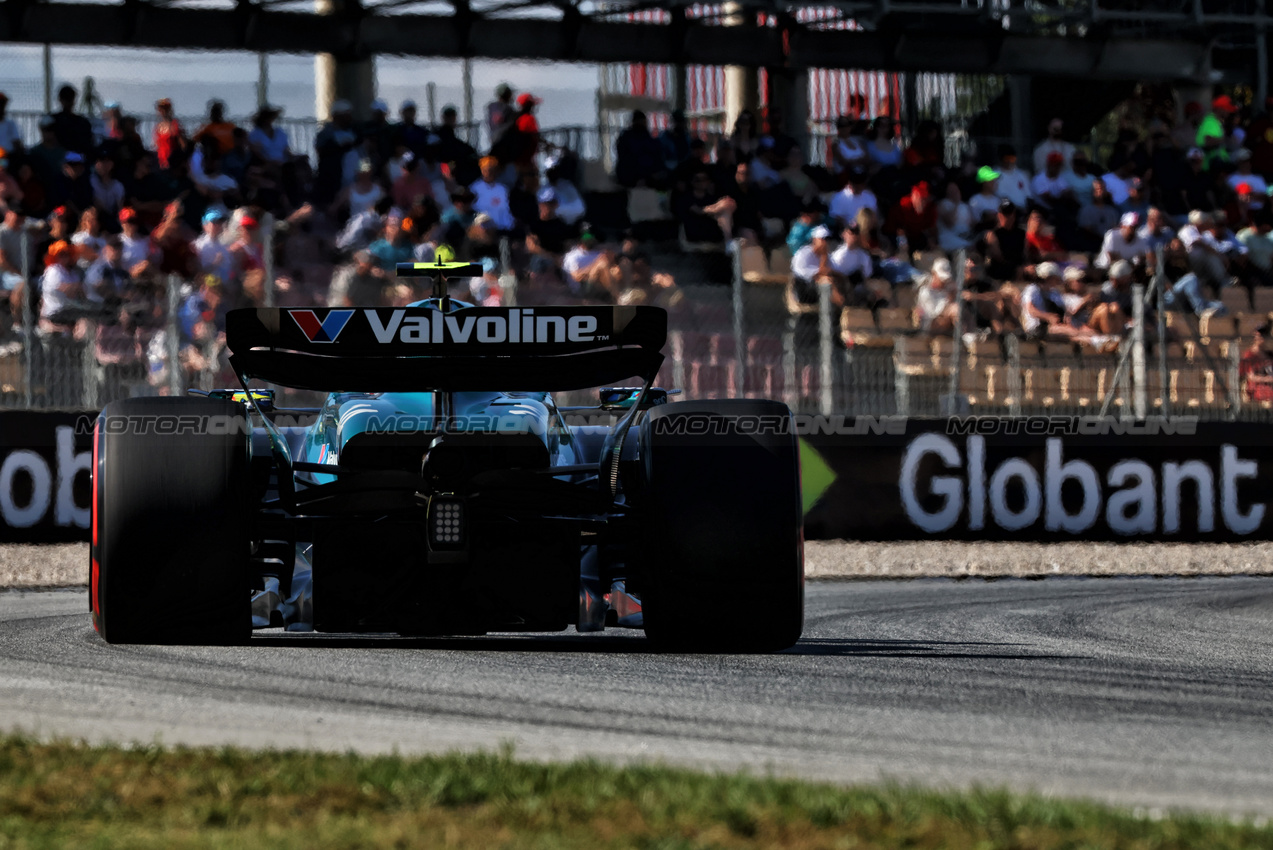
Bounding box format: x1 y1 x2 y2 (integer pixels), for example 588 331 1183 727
225 305 667 392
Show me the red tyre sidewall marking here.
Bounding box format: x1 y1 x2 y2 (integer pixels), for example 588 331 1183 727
90 421 100 630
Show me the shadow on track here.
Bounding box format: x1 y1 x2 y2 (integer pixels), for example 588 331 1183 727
248 633 1076 660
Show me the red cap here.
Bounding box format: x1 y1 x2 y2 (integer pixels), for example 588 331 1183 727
1238 182 1253 195
912 181 930 197
118 207 136 222
516 93 540 108
1213 95 1238 113
240 215 259 228
51 205 68 219
1046 151 1065 164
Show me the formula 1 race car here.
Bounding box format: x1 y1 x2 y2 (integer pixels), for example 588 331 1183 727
90 262 803 651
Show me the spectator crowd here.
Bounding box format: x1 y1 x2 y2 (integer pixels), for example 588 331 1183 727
5 78 1273 404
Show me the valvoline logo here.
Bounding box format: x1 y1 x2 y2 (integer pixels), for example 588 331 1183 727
291 309 354 343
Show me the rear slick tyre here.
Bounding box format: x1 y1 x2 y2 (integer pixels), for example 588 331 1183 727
91 397 252 645
637 399 803 652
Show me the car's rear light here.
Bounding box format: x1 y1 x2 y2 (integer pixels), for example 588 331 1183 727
429 497 465 549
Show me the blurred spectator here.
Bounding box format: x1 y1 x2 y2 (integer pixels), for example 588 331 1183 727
829 164 877 229
969 166 1000 227
525 187 574 281
0 153 22 211
248 105 290 167
1066 151 1097 208
367 213 413 271
0 93 21 154
1197 95 1236 151
71 207 105 267
1076 178 1119 252
193 100 236 155
725 161 764 243
615 111 666 189
395 101 430 158
1176 148 1217 215
487 84 517 150
1240 322 1273 402
865 116 902 170
729 110 760 161
439 189 476 253
983 201 1026 282
508 93 542 174
1180 209 1231 293
363 100 396 173
38 240 84 335
194 208 234 285
789 225 836 305
178 274 225 346
995 145 1031 209
545 153 585 225
315 100 358 206
392 153 435 211
1030 152 1072 213
469 156 516 231
0 208 29 312
562 231 615 297
1100 158 1137 207
659 110 692 172
57 152 92 213
1024 209 1065 264
830 115 867 179
615 250 682 310
914 257 961 334
153 99 184 169
885 181 937 252
118 208 155 274
936 181 974 252
52 84 93 156
1032 118 1075 173
328 249 389 307
1019 262 1084 341
1139 207 1175 251
674 170 730 244
330 160 385 222
787 201 827 255
1238 212 1273 280
1228 149 1267 206
29 116 65 198
85 235 130 303
1122 177 1150 221
90 154 126 219
1096 211 1150 271
830 222 878 307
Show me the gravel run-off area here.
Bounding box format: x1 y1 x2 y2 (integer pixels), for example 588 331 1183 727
3 541 1273 588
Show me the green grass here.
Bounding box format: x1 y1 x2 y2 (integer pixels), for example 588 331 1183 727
0 736 1267 849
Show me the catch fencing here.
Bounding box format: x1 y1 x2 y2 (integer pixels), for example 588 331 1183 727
0 225 1265 421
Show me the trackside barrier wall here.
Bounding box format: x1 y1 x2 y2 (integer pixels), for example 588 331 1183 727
4 412 1273 545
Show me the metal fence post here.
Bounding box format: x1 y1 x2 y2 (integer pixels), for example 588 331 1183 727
1229 340 1242 421
944 248 966 413
1006 333 1022 416
1156 248 1169 417
818 280 833 416
82 319 98 410
166 273 182 398
670 330 685 393
893 337 910 415
1132 282 1146 419
730 240 747 398
262 213 276 308
1118 339 1132 417
20 228 32 409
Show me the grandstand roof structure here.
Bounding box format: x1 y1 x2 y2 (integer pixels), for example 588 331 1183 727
0 0 1264 81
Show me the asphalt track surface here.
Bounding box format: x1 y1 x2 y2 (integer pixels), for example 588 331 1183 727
2 577 1273 817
